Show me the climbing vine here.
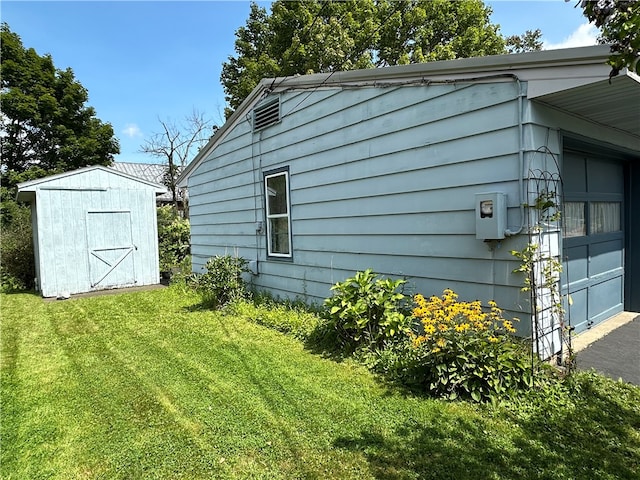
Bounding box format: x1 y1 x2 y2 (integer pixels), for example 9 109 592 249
511 170 573 370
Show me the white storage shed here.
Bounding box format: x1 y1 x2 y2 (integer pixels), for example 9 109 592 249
17 165 167 298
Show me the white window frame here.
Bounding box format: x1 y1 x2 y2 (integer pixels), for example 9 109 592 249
264 168 292 258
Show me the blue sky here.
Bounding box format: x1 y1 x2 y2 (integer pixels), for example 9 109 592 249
2 1 599 164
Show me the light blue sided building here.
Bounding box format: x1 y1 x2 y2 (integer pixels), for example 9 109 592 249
179 46 640 358
17 165 167 298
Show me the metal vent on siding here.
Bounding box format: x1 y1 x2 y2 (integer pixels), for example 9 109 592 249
253 98 280 131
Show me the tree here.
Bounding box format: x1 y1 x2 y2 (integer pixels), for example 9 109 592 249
577 0 640 76
375 0 505 66
140 110 214 210
505 29 544 53
221 0 506 116
0 23 119 190
1 23 119 291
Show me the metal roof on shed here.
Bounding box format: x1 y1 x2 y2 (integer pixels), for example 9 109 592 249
110 162 177 203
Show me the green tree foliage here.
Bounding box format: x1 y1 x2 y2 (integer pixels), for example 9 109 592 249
0 23 119 190
221 0 506 116
578 0 640 76
1 23 119 291
505 29 544 53
0 198 34 291
156 206 191 274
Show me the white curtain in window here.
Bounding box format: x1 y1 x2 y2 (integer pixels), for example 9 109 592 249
563 202 586 238
590 202 621 234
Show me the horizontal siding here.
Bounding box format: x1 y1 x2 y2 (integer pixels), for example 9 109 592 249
257 84 517 168
189 80 532 317
293 182 520 218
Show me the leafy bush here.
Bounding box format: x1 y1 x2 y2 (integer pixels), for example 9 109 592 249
157 206 190 274
322 269 410 352
395 289 533 402
0 200 35 291
195 255 249 309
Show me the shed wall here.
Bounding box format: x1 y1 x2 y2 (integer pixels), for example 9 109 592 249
189 81 536 320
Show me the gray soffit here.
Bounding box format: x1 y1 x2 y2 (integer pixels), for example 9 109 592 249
531 72 640 138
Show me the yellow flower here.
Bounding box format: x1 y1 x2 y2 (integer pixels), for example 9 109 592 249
489 336 499 343
413 335 426 347
436 338 447 348
437 323 449 332
424 324 436 334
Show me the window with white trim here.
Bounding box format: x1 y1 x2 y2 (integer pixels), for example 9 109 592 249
264 168 292 258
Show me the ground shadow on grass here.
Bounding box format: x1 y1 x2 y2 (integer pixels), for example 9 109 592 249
182 302 213 313
0 288 39 296
334 375 640 480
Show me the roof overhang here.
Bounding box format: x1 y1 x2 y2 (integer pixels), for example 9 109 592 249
529 70 640 137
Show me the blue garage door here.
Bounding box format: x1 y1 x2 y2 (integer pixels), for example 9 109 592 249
562 152 625 333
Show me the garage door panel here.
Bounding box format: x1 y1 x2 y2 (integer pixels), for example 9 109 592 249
589 239 624 277
588 276 623 323
562 151 625 334
587 158 624 193
563 153 587 193
564 288 588 332
562 245 588 286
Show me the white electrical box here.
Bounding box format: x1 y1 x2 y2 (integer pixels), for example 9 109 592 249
475 192 507 240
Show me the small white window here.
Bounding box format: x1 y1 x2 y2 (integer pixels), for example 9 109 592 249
264 169 292 258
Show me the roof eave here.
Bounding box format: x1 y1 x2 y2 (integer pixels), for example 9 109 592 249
177 45 616 186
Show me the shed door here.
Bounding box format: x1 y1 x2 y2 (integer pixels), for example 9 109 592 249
562 153 624 333
86 211 136 289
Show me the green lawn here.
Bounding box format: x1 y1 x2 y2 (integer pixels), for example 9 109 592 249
1 286 639 479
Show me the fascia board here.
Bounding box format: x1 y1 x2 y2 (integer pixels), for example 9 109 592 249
270 45 613 90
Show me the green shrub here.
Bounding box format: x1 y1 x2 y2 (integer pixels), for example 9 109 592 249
157 206 190 274
0 201 35 291
195 255 249 309
322 269 410 352
396 290 533 402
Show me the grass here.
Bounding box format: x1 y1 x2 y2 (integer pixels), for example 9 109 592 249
1 286 639 479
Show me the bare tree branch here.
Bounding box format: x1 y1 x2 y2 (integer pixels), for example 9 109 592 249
140 109 215 210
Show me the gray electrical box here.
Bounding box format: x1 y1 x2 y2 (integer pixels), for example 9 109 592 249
475 192 507 240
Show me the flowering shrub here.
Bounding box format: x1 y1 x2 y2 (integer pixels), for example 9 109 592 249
403 289 532 402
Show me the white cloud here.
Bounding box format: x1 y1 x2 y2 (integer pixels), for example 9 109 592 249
544 22 599 50
122 123 143 138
